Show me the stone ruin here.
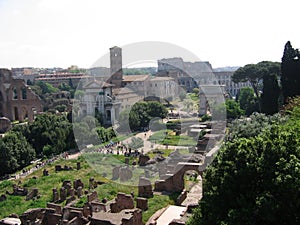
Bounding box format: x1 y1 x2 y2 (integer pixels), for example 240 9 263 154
19 191 143 225
155 162 203 192
88 177 105 190
25 188 39 201
90 208 142 225
136 197 148 211
6 184 28 196
19 205 90 225
138 177 153 198
112 166 133 182
0 117 11 133
138 154 150 166
42 169 49 176
0 194 7 202
89 177 97 189
55 165 73 172
110 192 134 213
52 179 84 203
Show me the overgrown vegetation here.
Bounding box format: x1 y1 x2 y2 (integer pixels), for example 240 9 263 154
187 101 300 225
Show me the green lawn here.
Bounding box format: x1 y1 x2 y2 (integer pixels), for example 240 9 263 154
148 130 197 146
146 148 173 159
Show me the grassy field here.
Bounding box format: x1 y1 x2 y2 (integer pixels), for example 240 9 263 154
146 148 174 159
148 129 197 146
0 154 177 223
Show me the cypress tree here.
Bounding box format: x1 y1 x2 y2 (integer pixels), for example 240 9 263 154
261 74 280 115
281 41 300 102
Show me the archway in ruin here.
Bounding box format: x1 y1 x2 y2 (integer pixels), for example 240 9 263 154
173 163 202 192
155 162 203 192
14 107 19 121
184 169 201 191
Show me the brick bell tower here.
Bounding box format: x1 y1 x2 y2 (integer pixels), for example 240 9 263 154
108 46 123 88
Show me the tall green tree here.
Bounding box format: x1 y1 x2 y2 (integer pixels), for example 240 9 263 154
232 64 261 98
233 61 281 113
237 87 258 115
281 41 300 102
21 113 75 156
147 101 168 119
261 73 280 115
128 101 168 131
0 132 35 176
258 61 281 115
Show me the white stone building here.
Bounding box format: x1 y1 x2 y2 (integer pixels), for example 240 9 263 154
79 79 120 125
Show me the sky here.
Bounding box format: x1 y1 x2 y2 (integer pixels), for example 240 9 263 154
0 0 299 69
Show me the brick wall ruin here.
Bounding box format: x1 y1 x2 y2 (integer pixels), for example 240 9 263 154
0 69 42 122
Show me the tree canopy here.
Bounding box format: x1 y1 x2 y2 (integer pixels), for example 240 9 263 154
0 131 35 176
232 64 262 98
237 87 258 116
188 108 300 225
13 113 76 157
232 61 281 114
128 101 168 131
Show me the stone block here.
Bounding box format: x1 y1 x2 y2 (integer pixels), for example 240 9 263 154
136 197 148 211
112 166 120 180
73 179 84 190
52 188 59 202
138 154 150 166
25 188 38 201
119 167 133 182
87 191 98 202
138 177 153 198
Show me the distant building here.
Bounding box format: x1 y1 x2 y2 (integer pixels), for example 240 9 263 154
148 76 177 100
122 74 150 97
157 57 215 92
79 79 120 125
157 57 251 97
113 75 178 110
104 47 179 109
35 72 90 88
213 70 251 97
0 69 42 122
113 87 142 111
11 67 39 84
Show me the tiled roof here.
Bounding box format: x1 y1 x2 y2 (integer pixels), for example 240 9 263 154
122 75 150 82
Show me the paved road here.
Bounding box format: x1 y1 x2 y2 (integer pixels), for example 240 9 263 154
156 205 187 225
121 130 154 154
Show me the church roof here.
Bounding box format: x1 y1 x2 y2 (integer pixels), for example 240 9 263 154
122 75 150 82
83 79 113 89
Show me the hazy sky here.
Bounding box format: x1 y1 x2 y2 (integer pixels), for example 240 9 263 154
0 0 299 69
